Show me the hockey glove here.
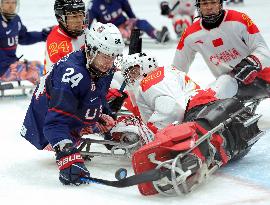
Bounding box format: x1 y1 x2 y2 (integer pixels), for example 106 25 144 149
55 144 90 185
96 114 116 133
107 89 128 113
232 55 261 85
41 26 54 40
160 1 170 16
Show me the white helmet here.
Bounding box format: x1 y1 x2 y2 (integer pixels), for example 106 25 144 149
85 22 125 76
121 52 158 84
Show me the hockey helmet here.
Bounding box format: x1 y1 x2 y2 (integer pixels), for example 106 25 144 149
195 0 224 24
0 0 19 21
54 0 85 37
85 22 125 77
121 52 158 85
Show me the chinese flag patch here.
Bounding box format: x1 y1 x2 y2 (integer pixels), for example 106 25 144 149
212 38 223 47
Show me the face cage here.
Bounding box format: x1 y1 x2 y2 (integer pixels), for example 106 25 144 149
86 44 119 78
196 1 223 24
57 10 85 37
0 0 19 21
123 65 144 86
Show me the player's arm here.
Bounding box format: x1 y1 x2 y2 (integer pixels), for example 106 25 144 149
172 30 196 73
240 15 270 70
43 64 90 147
231 13 270 84
18 18 50 44
147 95 186 133
121 0 136 18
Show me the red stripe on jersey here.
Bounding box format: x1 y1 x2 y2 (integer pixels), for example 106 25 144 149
212 38 223 47
46 26 73 64
48 107 96 125
140 67 165 92
225 10 259 34
176 20 202 50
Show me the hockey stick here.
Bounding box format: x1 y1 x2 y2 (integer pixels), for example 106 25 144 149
80 168 171 188
108 29 142 113
170 1 180 13
119 28 142 92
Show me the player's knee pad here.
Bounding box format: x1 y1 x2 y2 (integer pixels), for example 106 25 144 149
172 14 192 37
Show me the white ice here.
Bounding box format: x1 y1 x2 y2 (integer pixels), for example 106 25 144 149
1 0 270 204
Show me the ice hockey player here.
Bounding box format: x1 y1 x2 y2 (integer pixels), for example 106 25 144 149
119 52 266 196
0 0 52 84
114 51 238 138
20 22 125 186
172 0 270 88
160 0 196 37
87 0 170 43
43 0 85 74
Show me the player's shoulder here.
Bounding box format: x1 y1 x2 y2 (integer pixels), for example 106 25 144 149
46 26 74 62
176 19 202 50
224 9 259 34
47 26 72 43
55 50 86 73
140 67 165 92
52 50 91 87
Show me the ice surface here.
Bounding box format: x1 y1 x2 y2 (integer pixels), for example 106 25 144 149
1 0 270 204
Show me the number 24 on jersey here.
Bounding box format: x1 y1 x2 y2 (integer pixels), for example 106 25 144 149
62 68 83 88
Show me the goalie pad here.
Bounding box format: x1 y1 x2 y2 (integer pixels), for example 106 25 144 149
132 121 227 195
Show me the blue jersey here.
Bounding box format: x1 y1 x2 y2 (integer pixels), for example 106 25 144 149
0 15 46 76
87 0 136 27
21 50 113 150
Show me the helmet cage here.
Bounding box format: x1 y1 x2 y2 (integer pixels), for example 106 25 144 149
54 0 85 37
85 22 125 78
122 52 158 85
195 0 224 24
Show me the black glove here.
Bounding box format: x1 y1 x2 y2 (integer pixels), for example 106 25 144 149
55 144 90 185
41 26 54 40
108 90 128 114
232 55 261 85
160 1 170 16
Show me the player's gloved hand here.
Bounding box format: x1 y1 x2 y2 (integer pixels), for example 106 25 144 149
96 114 116 133
107 88 128 113
232 55 261 85
160 1 170 16
55 143 90 185
41 26 54 40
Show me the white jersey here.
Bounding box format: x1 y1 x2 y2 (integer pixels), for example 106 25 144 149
127 66 199 131
172 10 270 78
169 0 196 17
